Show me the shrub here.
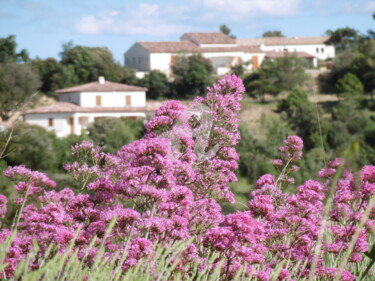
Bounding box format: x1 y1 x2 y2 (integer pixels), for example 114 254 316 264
0 76 374 280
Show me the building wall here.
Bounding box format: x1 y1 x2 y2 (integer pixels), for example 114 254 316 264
79 91 146 107
24 112 147 137
24 112 73 137
124 43 151 71
59 92 80 104
150 53 174 76
261 44 335 60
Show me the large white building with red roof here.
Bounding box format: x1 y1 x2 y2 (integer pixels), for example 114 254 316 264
125 32 335 77
23 77 155 137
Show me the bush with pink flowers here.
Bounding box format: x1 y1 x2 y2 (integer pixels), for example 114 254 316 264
0 75 374 280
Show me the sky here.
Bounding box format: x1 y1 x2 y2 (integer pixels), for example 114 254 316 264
0 0 374 64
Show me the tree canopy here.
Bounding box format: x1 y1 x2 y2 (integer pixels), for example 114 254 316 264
325 27 361 52
139 70 171 100
0 63 40 121
219 24 236 39
172 55 213 99
262 30 285 37
244 55 309 101
0 35 29 63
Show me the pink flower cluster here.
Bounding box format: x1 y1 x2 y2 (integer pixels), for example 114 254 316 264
0 75 374 280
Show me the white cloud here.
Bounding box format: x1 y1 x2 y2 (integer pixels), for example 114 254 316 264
343 0 375 13
196 0 302 18
73 3 192 36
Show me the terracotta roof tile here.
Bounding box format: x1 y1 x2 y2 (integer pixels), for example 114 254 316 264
138 41 200 53
237 36 329 46
138 41 263 54
56 81 147 93
182 32 236 44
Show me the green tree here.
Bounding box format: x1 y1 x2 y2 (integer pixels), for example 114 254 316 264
0 63 40 120
139 70 171 100
336 72 364 96
325 27 361 52
219 24 236 39
172 55 213 99
244 55 309 101
60 42 137 85
88 118 144 153
0 35 29 63
277 89 328 150
262 30 285 37
31 58 76 96
4 124 56 170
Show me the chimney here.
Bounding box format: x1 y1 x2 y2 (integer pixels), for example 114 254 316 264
98 76 105 84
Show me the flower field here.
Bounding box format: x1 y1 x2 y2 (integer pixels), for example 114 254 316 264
0 75 374 280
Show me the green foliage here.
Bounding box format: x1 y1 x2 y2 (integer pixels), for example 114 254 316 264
336 72 364 96
87 118 144 153
0 35 29 63
0 63 40 120
30 58 74 96
262 30 285 37
52 133 90 172
325 27 362 52
237 117 293 184
278 89 328 150
4 124 56 170
244 55 309 101
172 55 213 99
59 42 138 86
139 70 171 100
320 38 375 95
219 24 236 39
230 62 247 77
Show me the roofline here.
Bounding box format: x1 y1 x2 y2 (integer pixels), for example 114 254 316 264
56 88 148 94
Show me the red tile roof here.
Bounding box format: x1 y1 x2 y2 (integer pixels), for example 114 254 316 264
265 51 315 59
138 41 263 54
237 36 329 46
23 102 161 115
138 41 200 53
56 81 147 94
182 32 236 44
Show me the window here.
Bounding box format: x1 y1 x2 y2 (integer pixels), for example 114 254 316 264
316 48 319 53
125 95 131 106
48 118 53 127
96 95 102 106
321 48 324 53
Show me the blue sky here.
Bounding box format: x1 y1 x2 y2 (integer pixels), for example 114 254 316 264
0 0 374 64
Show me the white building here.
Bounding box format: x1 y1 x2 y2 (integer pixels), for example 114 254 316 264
125 32 335 77
125 32 265 77
23 77 151 137
237 36 335 61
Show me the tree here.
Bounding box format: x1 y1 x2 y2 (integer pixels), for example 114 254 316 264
244 55 309 101
31 58 76 96
0 35 29 63
336 72 364 96
277 89 328 150
220 24 236 39
4 124 56 170
88 118 144 153
325 27 361 52
0 63 40 121
139 70 171 100
172 55 213 99
262 30 285 37
60 42 137 85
